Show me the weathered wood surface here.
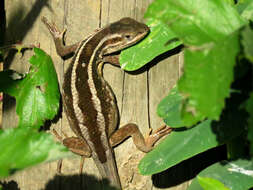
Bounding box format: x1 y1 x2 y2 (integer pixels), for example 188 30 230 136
2 0 190 189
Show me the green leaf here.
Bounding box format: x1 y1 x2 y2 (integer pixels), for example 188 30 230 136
188 159 253 190
157 86 184 127
120 19 181 71
144 0 245 126
197 176 230 190
157 86 201 127
0 127 70 178
222 0 235 5
236 0 253 21
0 48 60 128
138 116 244 175
245 92 253 155
241 25 253 63
144 0 245 45
178 33 240 125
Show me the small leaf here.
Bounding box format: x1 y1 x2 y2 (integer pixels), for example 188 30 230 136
0 48 60 128
157 86 184 127
0 128 70 178
197 176 231 190
120 19 181 71
241 25 253 63
188 160 253 190
157 86 201 127
15 44 24 55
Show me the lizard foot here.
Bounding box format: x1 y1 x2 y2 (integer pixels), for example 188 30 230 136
145 125 172 148
41 16 66 41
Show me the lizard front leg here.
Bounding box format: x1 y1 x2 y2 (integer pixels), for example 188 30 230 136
109 124 172 152
42 16 103 58
41 16 80 57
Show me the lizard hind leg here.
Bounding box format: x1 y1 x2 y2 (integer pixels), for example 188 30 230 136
52 129 92 174
62 136 92 174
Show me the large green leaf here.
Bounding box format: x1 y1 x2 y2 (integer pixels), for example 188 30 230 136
188 159 253 190
197 176 230 190
0 128 70 178
144 0 245 45
120 19 181 71
138 117 244 175
0 48 60 128
178 33 239 125
157 34 240 127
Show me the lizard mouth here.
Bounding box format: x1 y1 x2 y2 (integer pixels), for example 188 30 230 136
103 29 149 56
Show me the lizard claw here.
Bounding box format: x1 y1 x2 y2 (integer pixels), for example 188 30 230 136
41 16 66 40
145 125 172 149
153 125 172 136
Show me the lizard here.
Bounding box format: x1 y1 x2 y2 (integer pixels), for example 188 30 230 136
42 16 172 189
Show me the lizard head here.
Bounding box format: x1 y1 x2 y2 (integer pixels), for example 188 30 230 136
102 17 150 55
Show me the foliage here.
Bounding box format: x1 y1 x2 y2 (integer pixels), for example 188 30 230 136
120 0 253 189
139 119 243 175
188 160 253 190
197 177 230 190
0 127 69 177
0 48 60 128
0 48 70 178
1 1 253 189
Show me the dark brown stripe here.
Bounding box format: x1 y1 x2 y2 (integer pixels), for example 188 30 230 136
62 41 86 137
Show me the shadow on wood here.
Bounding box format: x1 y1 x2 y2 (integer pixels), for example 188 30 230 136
45 173 118 190
0 180 20 190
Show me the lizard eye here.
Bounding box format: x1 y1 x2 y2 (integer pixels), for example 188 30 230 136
124 34 133 40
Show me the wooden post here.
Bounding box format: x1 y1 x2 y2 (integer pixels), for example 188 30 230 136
2 0 190 189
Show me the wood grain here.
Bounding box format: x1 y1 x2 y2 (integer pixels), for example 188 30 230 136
1 0 190 189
